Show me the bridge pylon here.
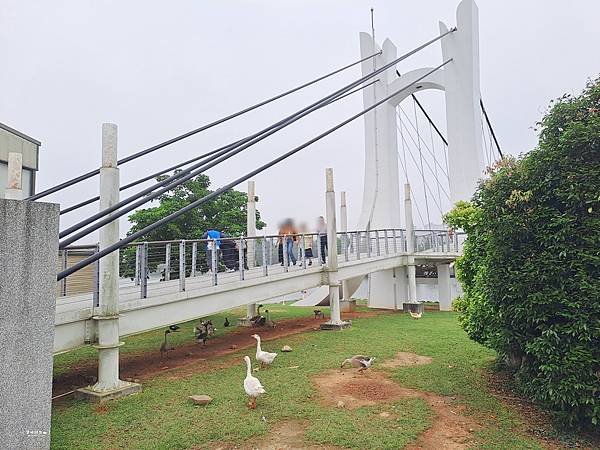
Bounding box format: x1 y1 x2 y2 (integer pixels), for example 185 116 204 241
356 0 484 309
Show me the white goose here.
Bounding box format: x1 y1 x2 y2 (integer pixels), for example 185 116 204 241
251 334 278 368
243 356 265 409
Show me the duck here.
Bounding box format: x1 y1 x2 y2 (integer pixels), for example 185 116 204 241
341 355 376 372
224 317 230 327
251 334 278 368
243 356 265 409
409 311 422 319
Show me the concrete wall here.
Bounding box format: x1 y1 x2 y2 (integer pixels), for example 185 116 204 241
0 199 59 449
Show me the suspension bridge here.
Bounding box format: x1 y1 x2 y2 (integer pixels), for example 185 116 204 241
1 1 502 445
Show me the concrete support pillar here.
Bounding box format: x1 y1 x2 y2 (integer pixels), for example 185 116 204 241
405 184 417 303
5 152 23 200
437 263 452 311
77 123 140 401
246 180 257 318
321 169 350 330
0 199 59 449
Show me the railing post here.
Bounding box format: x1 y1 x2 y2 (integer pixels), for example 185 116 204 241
261 237 268 277
179 240 186 292
134 244 141 286
317 233 323 266
356 232 361 260
78 122 140 400
282 237 289 272
164 243 171 281
384 229 389 254
239 237 245 281
140 242 148 299
93 244 100 307
61 250 68 296
392 229 398 253
211 239 218 286
376 230 381 256
301 235 307 269
191 242 197 277
366 230 372 258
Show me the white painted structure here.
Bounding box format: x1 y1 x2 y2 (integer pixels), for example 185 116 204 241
356 0 484 309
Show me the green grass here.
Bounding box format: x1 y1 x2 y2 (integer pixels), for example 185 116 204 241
51 309 544 449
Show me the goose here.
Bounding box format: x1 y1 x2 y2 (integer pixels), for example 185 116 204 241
409 311 422 319
160 330 175 357
243 356 265 409
251 334 277 368
341 355 376 372
224 317 230 327
264 310 276 328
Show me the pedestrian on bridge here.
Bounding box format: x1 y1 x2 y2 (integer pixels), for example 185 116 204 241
278 219 298 266
316 216 327 264
202 229 223 272
298 222 313 266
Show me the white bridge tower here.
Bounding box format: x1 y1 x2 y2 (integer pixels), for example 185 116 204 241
356 0 484 308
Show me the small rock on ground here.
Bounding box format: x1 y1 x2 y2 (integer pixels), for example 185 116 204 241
281 345 292 352
189 394 212 405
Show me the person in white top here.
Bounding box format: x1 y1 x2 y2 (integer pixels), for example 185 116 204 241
316 216 327 264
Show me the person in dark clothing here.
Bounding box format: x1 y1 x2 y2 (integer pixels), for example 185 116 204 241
316 216 327 264
219 238 237 272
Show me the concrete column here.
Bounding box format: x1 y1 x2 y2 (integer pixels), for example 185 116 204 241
0 199 59 449
77 123 140 401
440 0 485 203
246 181 257 318
321 169 349 329
405 184 417 303
437 263 452 311
5 152 23 200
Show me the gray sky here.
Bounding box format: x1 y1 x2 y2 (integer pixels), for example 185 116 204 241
2 0 599 240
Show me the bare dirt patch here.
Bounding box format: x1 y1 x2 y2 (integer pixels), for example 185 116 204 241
379 352 433 369
313 369 479 449
211 420 341 450
53 310 383 398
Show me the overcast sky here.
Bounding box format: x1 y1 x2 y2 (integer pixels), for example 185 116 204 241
1 0 599 241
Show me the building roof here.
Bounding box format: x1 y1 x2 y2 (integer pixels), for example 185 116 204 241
0 122 41 146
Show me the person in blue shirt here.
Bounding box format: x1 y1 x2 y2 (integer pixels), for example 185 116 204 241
202 229 222 272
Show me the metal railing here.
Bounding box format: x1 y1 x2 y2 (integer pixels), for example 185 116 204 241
56 228 464 301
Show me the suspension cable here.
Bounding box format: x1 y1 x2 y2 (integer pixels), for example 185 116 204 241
480 98 503 158
58 84 360 247
397 108 451 200
396 128 445 216
60 80 380 216
413 98 432 228
57 59 453 279
396 143 427 227
59 29 456 244
26 51 383 202
398 105 449 179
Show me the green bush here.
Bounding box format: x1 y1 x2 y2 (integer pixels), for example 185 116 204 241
445 77 600 428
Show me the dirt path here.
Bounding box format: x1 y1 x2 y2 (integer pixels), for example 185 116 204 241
53 311 381 397
211 420 342 450
312 353 480 450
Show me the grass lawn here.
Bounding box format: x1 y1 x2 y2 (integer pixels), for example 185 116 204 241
51 307 547 449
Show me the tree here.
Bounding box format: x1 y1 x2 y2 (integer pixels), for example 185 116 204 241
120 172 266 277
445 77 600 428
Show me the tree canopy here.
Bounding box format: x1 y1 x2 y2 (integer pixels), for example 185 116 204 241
445 77 600 428
127 172 266 241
